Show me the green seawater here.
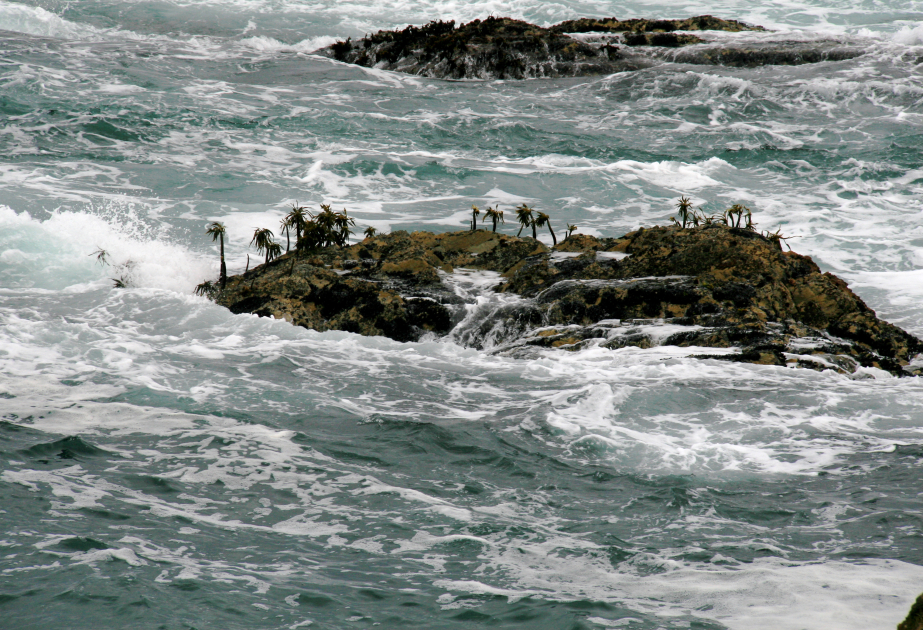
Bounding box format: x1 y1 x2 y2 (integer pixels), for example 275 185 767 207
1 0 923 628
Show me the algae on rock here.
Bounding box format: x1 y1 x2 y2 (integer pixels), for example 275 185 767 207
214 224 923 377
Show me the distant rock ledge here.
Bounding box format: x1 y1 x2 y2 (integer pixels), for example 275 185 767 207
215 225 923 377
315 16 863 80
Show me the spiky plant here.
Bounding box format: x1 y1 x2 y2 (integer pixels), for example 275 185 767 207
723 205 736 227
675 196 694 228
470 204 480 231
566 224 577 239
315 203 337 235
298 220 323 251
515 204 534 238
484 206 504 232
364 226 378 239
534 211 557 246
333 208 355 246
724 204 751 229
762 226 795 250
205 221 228 288
250 227 280 265
280 221 292 252
90 247 109 266
109 259 136 290
194 280 219 299
296 204 356 251
282 204 309 248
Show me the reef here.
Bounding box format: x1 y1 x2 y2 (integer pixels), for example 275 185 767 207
215 225 923 377
316 16 863 80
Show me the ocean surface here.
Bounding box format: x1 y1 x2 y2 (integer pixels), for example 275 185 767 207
2 0 923 628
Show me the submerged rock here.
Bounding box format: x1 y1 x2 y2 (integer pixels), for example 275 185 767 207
316 16 862 80
215 224 923 376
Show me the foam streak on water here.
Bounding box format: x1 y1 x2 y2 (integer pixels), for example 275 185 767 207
1 0 923 628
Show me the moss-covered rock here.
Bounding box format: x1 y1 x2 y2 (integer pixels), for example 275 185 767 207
217 230 546 342
215 225 922 376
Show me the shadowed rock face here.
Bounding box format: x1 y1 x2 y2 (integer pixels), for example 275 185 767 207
899 594 923 630
218 230 548 342
322 17 638 80
215 225 923 376
316 16 863 80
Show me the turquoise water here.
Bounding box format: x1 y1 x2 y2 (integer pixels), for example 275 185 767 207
2 1 923 628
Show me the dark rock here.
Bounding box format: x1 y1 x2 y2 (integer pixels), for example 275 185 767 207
319 17 637 80
550 15 764 34
662 42 863 67
316 16 864 80
899 594 923 630
215 225 923 376
218 230 546 343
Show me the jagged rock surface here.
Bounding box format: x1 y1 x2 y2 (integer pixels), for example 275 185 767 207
216 225 922 376
217 230 547 342
316 16 863 80
321 18 638 80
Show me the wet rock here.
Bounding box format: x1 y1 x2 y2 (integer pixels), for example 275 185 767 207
316 16 863 80
899 594 923 630
497 225 922 374
550 15 764 35
317 16 733 80
215 224 923 376
220 260 443 342
320 17 636 80
662 41 862 67
218 230 543 342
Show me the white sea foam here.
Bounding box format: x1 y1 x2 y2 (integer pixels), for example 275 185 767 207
0 206 212 292
892 24 923 45
435 557 923 630
0 3 107 40
6 273 920 482
483 155 732 193
3 321 922 627
240 35 338 53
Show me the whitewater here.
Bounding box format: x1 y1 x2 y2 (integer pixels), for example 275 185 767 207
2 0 923 628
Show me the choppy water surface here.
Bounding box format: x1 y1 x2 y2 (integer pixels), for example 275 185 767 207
2 0 923 628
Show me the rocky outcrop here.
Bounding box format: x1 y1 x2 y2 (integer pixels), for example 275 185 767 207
217 230 547 342
215 225 923 376
494 226 922 374
316 16 863 80
549 16 763 35
321 18 638 80
899 594 923 630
